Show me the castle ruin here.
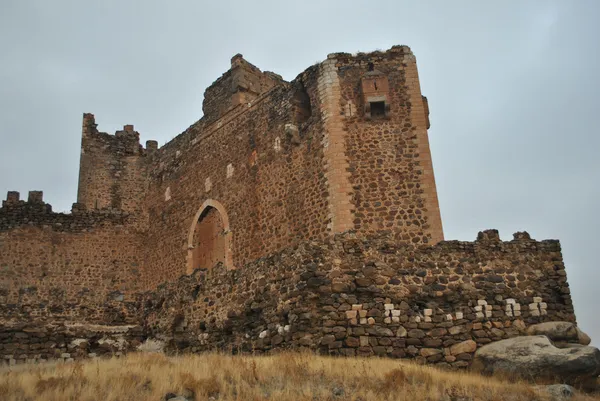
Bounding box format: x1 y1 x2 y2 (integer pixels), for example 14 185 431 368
0 46 576 367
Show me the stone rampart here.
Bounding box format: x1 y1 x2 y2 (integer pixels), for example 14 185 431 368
141 229 574 367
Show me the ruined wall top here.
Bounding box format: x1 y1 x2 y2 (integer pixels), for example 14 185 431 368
201 54 285 125
0 191 130 232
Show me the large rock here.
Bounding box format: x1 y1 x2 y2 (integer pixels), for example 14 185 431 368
534 384 576 400
526 321 591 345
471 336 600 385
450 339 477 355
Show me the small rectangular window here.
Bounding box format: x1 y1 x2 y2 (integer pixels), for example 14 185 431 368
370 101 386 118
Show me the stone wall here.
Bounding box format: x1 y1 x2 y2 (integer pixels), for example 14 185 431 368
1 46 446 293
0 194 144 321
143 230 575 369
141 62 330 288
0 322 145 366
0 229 576 368
334 47 443 244
76 113 150 229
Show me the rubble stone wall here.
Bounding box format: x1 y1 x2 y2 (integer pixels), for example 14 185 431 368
0 199 144 319
0 230 576 367
142 230 575 369
141 64 330 288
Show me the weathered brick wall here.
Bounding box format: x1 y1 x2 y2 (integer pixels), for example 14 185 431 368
140 46 445 287
143 230 575 368
77 113 150 229
0 229 576 368
141 63 330 288
202 54 283 126
333 46 443 244
0 196 144 324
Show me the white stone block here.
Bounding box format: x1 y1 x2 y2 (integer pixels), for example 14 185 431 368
514 303 521 311
352 304 363 311
539 302 547 309
505 310 513 317
384 317 391 324
474 305 483 312
424 316 432 322
259 330 268 339
505 305 513 311
514 310 521 316
505 298 516 305
359 310 367 318
485 311 492 318
455 312 463 320
476 312 485 319
446 314 453 321
541 309 548 316
477 299 488 306
529 303 538 311
360 318 367 325
367 317 375 325
384 304 394 310
391 310 401 317
284 325 290 332
533 297 543 303
392 316 400 323
424 309 433 316
531 310 540 317
414 316 421 323
485 305 492 311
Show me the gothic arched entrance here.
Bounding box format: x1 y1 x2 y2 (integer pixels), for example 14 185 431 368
186 199 233 274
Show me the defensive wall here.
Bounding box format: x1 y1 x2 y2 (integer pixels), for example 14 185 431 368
0 230 575 367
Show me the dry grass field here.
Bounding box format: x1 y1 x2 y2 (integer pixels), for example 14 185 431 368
0 351 598 401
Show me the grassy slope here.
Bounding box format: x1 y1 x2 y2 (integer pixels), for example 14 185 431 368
1 352 598 401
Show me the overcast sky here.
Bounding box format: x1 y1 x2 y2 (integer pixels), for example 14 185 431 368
1 1 599 345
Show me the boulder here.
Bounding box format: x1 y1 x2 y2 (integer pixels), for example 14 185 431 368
577 328 592 346
450 340 477 355
534 384 576 400
526 322 591 345
471 336 600 385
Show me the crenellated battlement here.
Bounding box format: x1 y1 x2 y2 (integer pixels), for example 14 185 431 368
0 191 130 232
81 113 158 156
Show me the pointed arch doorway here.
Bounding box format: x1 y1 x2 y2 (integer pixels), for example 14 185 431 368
186 199 234 274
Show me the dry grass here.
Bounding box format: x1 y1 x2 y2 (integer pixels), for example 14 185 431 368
0 351 598 401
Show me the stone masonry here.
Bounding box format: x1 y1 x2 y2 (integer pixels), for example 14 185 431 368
0 45 578 367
